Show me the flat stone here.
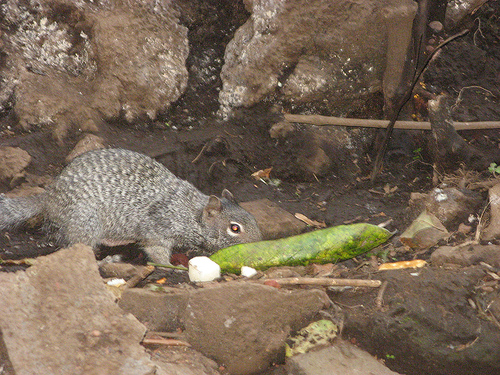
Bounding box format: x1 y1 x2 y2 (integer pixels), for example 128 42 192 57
182 282 329 375
119 287 189 332
0 244 157 375
431 244 500 268
240 198 307 240
287 340 401 375
150 346 221 375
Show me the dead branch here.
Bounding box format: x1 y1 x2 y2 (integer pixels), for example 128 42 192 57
370 0 469 180
124 265 155 289
375 280 389 310
141 338 191 347
259 277 382 288
283 113 500 130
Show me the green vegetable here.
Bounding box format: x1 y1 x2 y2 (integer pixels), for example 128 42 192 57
210 223 392 273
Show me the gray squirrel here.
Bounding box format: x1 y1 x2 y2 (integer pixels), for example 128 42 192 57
0 148 262 264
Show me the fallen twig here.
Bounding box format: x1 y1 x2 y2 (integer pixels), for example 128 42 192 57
258 277 382 288
191 142 210 164
375 280 389 310
141 337 191 347
124 265 155 289
283 113 500 130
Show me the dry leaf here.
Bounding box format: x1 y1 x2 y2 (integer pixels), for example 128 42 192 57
294 213 327 228
383 184 398 194
251 167 273 180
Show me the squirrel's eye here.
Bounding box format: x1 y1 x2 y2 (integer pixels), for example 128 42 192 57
230 223 241 233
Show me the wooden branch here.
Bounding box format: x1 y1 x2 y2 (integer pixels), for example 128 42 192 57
284 113 500 130
141 338 191 347
260 277 382 288
124 265 155 289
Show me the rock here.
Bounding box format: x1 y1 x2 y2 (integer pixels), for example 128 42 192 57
445 0 489 29
1 0 188 139
182 282 329 375
0 244 158 375
99 262 144 279
66 134 105 162
0 147 31 186
481 183 500 241
400 210 449 249
409 187 483 230
150 346 222 375
286 340 401 375
240 198 307 239
338 266 500 375
219 0 417 116
430 244 500 268
119 287 189 332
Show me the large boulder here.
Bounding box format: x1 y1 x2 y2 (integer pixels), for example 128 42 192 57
219 0 418 117
0 244 157 374
1 0 189 139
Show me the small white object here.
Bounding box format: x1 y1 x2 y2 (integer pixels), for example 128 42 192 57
106 278 126 287
188 256 221 282
241 266 258 278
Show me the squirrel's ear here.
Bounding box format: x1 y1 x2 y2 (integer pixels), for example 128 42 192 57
222 189 236 203
204 195 222 217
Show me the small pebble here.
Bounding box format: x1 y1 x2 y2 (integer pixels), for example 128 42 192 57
429 20 443 32
241 266 258 278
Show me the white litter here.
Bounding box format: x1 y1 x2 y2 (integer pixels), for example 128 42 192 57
241 266 258 278
106 278 126 287
188 256 221 282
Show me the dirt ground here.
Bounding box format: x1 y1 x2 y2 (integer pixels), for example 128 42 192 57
1 1 500 374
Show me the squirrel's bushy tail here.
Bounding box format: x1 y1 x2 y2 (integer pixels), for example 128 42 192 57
0 194 44 229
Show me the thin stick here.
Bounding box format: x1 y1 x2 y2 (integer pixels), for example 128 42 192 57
141 338 191 347
259 277 382 288
124 265 155 289
375 280 389 309
284 113 500 130
191 142 209 164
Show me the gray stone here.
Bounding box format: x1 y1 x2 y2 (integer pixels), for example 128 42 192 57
0 244 158 375
409 187 483 230
219 0 417 116
431 244 500 268
119 287 189 332
183 282 330 375
0 147 31 186
1 0 188 140
240 198 307 239
287 340 400 375
150 346 221 375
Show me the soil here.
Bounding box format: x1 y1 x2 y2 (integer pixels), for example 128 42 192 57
1 1 500 374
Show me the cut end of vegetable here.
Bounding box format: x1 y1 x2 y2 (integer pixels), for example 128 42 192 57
188 256 221 282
